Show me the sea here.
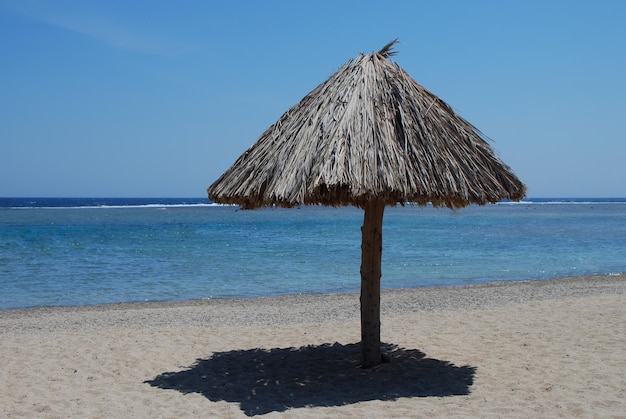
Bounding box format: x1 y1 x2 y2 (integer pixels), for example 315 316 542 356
1 197 625 310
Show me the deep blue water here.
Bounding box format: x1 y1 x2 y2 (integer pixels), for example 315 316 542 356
1 197 625 310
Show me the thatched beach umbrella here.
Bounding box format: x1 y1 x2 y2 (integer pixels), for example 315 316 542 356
208 40 526 368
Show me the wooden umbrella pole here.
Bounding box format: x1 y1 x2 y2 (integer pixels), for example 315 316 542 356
360 198 385 368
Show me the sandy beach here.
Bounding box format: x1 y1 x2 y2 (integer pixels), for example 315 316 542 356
1 275 625 418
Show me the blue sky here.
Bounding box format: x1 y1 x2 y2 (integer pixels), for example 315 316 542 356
1 1 624 198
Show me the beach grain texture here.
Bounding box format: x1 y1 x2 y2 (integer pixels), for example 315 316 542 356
1 275 625 418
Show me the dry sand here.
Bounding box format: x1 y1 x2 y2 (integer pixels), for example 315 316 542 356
1 275 625 418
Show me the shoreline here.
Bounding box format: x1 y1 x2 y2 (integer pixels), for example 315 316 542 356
1 274 624 336
2 274 625 417
2 272 624 316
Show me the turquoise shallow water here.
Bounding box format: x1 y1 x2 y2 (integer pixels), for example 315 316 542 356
1 198 625 309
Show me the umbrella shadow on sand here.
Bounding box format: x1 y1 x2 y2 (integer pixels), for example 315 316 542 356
146 342 476 416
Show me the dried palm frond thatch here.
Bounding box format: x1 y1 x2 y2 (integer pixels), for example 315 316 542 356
208 39 525 210
207 40 525 368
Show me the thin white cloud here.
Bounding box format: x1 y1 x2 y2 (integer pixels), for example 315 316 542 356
1 0 187 56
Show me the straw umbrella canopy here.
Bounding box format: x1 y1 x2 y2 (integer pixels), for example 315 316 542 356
208 40 526 368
